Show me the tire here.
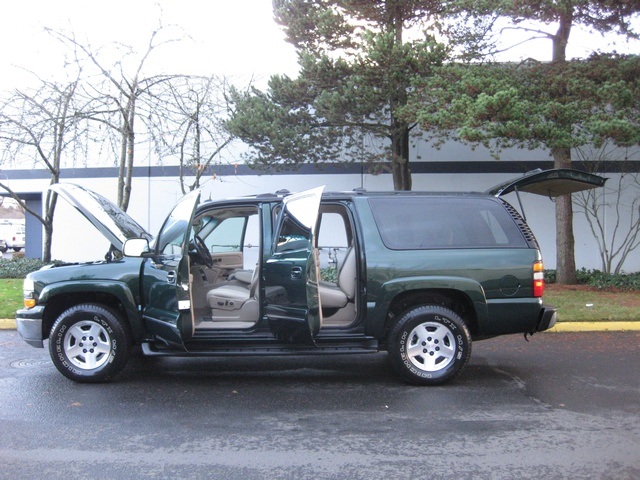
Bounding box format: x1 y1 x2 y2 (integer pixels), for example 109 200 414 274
49 303 132 383
388 305 471 386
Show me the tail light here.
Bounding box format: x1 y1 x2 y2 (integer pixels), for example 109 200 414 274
533 261 545 297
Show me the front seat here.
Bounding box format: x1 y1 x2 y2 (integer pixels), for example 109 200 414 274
206 268 259 322
318 246 356 309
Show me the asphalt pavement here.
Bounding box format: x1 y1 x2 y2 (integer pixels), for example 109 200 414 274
0 329 638 479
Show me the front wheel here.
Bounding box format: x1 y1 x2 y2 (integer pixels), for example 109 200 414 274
49 303 132 383
388 305 471 386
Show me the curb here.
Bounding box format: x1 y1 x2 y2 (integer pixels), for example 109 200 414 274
548 322 640 332
1 318 639 332
0 319 17 330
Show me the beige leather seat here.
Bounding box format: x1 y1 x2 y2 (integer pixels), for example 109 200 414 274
318 247 356 309
207 268 259 322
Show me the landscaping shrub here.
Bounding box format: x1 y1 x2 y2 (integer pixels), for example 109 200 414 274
0 258 47 279
546 268 640 290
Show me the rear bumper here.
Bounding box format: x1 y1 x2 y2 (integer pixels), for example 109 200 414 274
536 306 557 332
15 307 45 348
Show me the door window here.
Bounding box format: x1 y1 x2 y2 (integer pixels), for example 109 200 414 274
193 207 260 269
155 191 201 255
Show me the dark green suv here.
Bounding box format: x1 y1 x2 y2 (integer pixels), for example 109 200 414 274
16 169 605 385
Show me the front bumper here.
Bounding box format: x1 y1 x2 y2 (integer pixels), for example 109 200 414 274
536 306 557 332
15 307 45 348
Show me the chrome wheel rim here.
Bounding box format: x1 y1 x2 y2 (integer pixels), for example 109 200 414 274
406 321 456 372
63 320 112 370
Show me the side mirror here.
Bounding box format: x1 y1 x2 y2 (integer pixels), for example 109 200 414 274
123 238 150 257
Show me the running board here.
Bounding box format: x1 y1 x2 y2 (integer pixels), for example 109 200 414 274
141 339 379 357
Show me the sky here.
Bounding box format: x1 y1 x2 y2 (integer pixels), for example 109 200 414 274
0 0 638 92
0 0 300 90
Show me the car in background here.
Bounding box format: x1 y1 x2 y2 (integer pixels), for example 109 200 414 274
0 221 25 252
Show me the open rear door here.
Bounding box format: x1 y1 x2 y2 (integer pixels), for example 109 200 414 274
487 168 607 198
265 186 324 344
486 168 607 221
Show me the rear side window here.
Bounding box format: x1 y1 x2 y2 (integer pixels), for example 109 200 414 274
369 197 527 250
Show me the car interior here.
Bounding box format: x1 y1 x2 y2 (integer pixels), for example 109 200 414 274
188 203 358 331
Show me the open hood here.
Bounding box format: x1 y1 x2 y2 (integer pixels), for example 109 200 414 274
486 169 607 198
51 183 153 252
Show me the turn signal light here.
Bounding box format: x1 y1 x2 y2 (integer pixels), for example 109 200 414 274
24 298 36 309
533 261 545 297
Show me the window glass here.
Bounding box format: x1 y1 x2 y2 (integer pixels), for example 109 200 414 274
368 197 526 250
317 211 349 274
275 216 310 253
192 207 260 268
206 217 245 253
156 196 198 255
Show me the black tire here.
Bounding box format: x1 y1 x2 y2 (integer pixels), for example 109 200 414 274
388 305 471 386
48 303 132 383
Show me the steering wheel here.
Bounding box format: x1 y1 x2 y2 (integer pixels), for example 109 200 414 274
194 235 214 268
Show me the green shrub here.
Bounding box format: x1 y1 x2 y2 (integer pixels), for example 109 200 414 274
320 266 338 283
546 268 640 290
0 258 47 279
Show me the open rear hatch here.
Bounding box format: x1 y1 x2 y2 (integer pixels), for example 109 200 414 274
487 168 607 198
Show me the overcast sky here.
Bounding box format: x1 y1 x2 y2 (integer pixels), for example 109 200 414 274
0 0 299 90
0 0 637 92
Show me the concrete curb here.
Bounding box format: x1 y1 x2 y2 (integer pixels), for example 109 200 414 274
548 322 640 332
1 318 640 332
0 319 17 330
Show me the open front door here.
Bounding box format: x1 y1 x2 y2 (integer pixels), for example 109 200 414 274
265 186 324 344
141 190 201 346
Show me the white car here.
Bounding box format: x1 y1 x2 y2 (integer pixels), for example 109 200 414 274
0 222 25 252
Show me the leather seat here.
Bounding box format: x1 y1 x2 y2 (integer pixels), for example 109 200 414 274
318 247 356 309
207 268 259 321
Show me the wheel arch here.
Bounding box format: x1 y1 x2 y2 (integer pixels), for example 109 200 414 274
371 277 489 342
40 282 141 342
383 288 479 340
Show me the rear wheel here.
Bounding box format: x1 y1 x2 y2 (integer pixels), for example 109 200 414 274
388 305 471 386
49 303 132 383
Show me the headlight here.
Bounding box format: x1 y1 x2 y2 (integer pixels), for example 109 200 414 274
23 278 36 309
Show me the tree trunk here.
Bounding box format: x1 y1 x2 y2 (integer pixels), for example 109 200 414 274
553 148 577 284
391 123 411 190
122 103 136 212
551 12 577 284
388 9 412 192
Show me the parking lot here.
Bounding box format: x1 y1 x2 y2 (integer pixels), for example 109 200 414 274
0 329 638 479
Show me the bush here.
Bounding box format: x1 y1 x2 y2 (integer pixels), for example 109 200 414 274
320 266 338 283
546 268 640 290
0 258 48 279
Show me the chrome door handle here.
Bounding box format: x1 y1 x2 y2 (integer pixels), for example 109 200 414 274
167 271 176 284
290 266 302 279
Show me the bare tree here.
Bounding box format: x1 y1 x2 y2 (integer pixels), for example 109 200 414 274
574 146 640 274
0 76 82 262
149 75 235 194
48 25 180 210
